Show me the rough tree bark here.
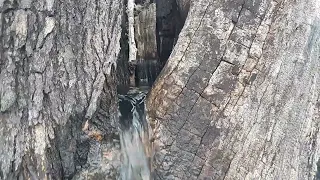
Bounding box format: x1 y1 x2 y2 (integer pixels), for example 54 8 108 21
1 0 320 179
147 0 320 179
128 0 137 62
0 0 124 179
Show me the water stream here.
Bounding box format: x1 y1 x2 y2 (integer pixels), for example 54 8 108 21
116 0 178 177
117 56 160 179
118 87 151 180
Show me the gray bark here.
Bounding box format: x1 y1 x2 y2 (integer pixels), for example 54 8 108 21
147 0 320 179
128 0 137 62
1 0 320 179
0 0 123 179
135 2 157 60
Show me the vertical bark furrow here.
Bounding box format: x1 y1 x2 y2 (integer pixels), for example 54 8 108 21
147 0 320 179
0 0 123 179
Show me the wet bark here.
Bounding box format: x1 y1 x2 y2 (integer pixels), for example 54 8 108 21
0 0 123 179
147 0 320 179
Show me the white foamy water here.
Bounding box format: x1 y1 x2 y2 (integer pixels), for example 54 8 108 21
118 88 151 180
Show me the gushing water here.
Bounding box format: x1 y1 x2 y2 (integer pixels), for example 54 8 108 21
118 87 151 180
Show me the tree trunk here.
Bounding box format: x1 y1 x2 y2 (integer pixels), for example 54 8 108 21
147 0 320 179
0 0 123 179
127 0 137 62
1 0 320 179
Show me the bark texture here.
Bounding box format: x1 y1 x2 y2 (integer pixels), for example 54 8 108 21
156 0 183 67
135 2 157 60
0 0 123 179
147 0 320 179
128 0 137 62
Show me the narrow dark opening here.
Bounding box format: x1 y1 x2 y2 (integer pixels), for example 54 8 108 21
116 0 187 179
116 0 185 92
156 0 184 68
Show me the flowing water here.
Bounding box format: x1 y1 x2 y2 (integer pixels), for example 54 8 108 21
118 87 151 180
118 60 160 180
